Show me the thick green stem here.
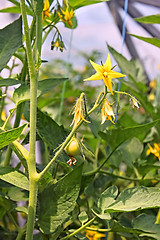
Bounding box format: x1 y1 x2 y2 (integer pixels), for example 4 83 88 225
25 178 38 240
20 0 42 239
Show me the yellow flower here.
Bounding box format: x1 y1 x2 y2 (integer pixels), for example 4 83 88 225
43 0 51 22
57 6 74 27
101 98 115 124
1 110 6 121
149 79 156 89
147 143 160 161
84 54 126 95
71 93 89 127
86 228 105 240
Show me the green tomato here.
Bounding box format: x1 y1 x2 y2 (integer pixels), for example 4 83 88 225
65 137 80 156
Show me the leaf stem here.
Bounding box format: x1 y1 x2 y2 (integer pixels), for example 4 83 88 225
61 217 96 240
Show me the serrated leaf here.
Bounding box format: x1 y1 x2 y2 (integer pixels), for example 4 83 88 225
0 124 26 149
105 186 160 213
108 45 136 79
38 164 83 234
13 78 66 105
0 17 22 72
0 78 21 87
0 167 29 190
99 120 160 150
129 34 160 48
37 108 67 149
135 14 160 24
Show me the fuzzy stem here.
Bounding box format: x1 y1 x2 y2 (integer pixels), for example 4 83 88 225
20 1 42 239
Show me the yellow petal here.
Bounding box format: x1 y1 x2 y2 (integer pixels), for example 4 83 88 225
89 60 104 74
108 70 126 79
84 73 103 81
104 53 111 71
103 76 113 95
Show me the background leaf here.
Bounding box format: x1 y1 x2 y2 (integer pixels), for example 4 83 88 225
0 17 22 72
135 14 160 24
133 214 160 239
69 0 110 9
0 167 29 190
129 34 160 48
0 125 26 149
0 79 21 87
38 164 83 234
13 78 66 105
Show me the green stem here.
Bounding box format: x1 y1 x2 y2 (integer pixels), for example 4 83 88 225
16 224 26 240
39 126 78 179
39 90 106 179
61 217 96 240
83 145 119 177
20 1 41 239
25 179 38 240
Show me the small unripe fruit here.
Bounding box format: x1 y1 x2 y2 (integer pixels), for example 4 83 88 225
65 137 80 156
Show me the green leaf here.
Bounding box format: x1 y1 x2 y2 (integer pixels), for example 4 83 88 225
0 167 29 190
135 14 160 24
99 120 160 150
129 34 160 48
38 164 83 234
108 45 136 78
0 124 26 149
13 78 66 105
105 186 160 213
78 211 88 224
133 214 160 239
110 220 149 235
69 0 110 9
93 185 118 220
0 78 21 87
118 138 143 168
0 17 22 72
37 109 67 149
15 206 28 215
7 187 28 201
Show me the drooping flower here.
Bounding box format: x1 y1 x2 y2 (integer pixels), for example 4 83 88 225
130 96 140 109
71 93 89 127
43 0 51 22
51 39 65 52
101 98 115 124
85 228 105 240
84 54 126 95
147 143 160 161
57 6 74 27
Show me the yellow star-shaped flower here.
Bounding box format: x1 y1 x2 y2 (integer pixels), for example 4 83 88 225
58 6 74 27
84 54 126 94
43 0 51 22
